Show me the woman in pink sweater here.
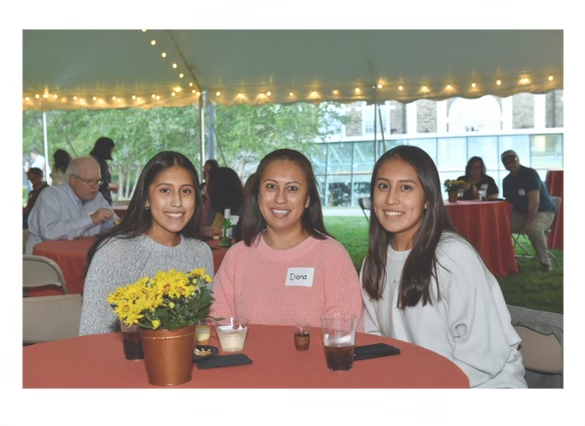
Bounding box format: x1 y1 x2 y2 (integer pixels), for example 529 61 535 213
210 149 362 328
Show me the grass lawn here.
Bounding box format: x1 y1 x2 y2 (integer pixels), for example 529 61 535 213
324 216 563 315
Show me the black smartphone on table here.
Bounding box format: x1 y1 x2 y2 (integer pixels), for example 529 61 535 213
354 343 401 360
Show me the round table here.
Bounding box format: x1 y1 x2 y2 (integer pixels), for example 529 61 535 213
445 200 518 276
23 324 469 388
31 236 96 296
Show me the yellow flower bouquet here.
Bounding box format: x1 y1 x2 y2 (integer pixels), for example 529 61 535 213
107 268 215 330
443 179 465 193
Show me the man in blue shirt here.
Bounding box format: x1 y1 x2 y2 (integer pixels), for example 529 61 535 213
25 156 117 254
501 150 556 272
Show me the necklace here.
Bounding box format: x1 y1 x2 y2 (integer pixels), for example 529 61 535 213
388 248 403 287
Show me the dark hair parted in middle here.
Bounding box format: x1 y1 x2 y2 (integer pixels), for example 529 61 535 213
361 145 456 309
86 151 204 267
241 148 331 246
464 156 487 177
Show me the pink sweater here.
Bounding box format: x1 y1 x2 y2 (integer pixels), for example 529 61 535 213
210 234 363 329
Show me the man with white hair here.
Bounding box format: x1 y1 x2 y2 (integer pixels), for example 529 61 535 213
25 156 116 254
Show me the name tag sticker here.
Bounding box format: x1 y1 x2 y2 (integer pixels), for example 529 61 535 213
518 189 526 196
286 267 314 287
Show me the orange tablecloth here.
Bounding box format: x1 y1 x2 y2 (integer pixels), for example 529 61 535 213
30 237 228 296
445 200 518 276
545 170 563 250
22 324 469 388
31 236 96 296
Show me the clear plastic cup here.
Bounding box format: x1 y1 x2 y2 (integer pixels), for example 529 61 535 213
215 317 249 352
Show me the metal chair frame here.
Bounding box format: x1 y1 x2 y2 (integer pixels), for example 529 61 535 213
23 255 69 294
511 196 561 268
358 197 371 222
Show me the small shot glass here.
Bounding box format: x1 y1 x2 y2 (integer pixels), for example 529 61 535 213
294 324 311 351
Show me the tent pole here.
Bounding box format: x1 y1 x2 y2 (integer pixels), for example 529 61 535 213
373 103 379 161
41 106 51 183
199 91 206 175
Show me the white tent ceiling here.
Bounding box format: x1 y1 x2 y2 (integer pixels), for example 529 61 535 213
23 29 563 111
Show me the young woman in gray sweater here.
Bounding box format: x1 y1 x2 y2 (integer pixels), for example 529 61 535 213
79 151 214 335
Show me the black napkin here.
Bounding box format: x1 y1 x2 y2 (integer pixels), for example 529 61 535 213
196 354 253 369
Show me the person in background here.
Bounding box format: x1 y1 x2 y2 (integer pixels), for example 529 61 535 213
210 148 362 328
79 151 214 335
23 167 49 229
501 149 556 272
457 156 499 200
30 147 50 180
90 137 119 205
25 156 116 254
201 159 219 193
203 167 245 241
50 149 72 185
360 145 526 388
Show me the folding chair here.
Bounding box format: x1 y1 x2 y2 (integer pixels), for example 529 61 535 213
23 255 69 295
23 293 83 344
508 304 563 388
512 196 561 267
358 197 371 222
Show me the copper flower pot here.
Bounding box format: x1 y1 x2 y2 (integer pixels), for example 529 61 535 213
448 191 458 203
139 325 196 386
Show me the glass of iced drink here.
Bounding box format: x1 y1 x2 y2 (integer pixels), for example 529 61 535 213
195 318 212 345
320 313 357 371
215 317 249 352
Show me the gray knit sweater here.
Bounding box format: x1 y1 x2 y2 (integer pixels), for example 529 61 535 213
79 234 214 335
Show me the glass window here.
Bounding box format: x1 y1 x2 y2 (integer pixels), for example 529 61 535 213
437 137 467 172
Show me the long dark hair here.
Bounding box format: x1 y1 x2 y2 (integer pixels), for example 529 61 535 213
86 151 204 268
465 156 486 178
361 145 456 309
207 167 244 214
90 137 115 160
241 148 331 246
53 149 72 173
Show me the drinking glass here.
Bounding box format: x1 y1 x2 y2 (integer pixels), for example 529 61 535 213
320 313 357 371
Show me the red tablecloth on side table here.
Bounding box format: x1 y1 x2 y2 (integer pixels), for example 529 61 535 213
445 200 518 276
30 237 228 296
545 170 563 250
31 236 96 296
23 324 469 388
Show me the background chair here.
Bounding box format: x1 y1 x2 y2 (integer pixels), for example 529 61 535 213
23 254 68 295
358 197 371 222
23 229 28 254
512 196 561 267
508 304 563 388
23 294 83 344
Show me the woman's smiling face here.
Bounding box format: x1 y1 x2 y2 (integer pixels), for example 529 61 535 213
373 157 427 250
258 159 310 236
146 165 196 245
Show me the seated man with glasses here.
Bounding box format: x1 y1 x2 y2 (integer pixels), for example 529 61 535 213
501 150 556 272
25 156 117 254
